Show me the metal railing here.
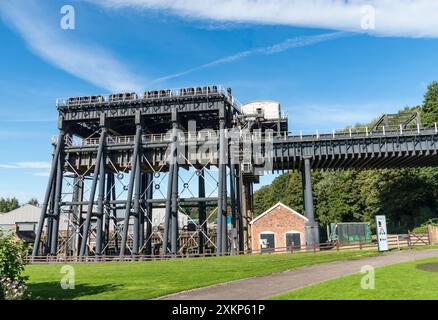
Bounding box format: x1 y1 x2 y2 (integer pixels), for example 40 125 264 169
62 124 438 148
55 85 241 110
26 233 430 264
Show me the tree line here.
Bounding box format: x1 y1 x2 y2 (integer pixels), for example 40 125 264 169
254 81 438 234
0 198 39 214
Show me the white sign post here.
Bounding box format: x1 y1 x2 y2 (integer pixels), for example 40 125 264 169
375 215 389 251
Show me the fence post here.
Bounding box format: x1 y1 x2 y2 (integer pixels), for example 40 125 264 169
359 239 362 250
336 241 340 251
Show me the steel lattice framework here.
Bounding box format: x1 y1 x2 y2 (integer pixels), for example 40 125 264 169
32 86 438 258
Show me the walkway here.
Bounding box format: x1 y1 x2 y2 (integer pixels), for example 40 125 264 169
158 249 438 300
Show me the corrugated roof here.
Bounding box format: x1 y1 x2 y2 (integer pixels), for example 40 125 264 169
0 204 42 225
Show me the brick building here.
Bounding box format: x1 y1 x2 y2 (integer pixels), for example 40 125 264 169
250 202 308 252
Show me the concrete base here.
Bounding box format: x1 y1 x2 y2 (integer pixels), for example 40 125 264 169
305 222 320 247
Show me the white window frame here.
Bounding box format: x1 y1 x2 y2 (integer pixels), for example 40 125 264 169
260 231 276 249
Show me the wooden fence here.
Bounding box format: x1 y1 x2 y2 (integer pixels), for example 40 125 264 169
26 232 431 264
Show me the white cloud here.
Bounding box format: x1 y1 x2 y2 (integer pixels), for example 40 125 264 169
90 0 438 38
0 1 145 92
33 172 50 177
154 31 349 82
0 162 51 169
286 102 390 131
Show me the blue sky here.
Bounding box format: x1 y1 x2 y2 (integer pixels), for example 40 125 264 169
1 0 438 202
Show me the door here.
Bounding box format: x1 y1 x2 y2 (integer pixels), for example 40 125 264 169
286 233 301 251
260 233 275 253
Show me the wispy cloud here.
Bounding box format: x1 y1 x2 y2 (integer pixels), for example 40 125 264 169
154 31 350 83
33 172 50 177
286 102 395 131
90 0 438 38
0 162 51 170
0 1 145 92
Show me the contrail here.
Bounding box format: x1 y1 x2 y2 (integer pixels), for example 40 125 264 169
152 31 352 83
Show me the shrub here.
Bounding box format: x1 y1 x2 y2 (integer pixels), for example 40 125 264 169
412 222 438 234
0 230 29 300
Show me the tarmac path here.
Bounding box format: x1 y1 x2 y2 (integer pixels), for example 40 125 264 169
157 249 438 300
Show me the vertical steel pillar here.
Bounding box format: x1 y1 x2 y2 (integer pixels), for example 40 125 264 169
50 141 65 255
44 178 56 255
79 123 106 257
221 164 228 253
32 130 65 257
104 173 112 254
120 121 142 256
230 165 238 255
170 161 179 255
235 166 244 252
162 163 174 255
216 118 226 255
302 157 319 246
95 150 106 255
76 178 84 256
144 173 153 255
241 179 253 252
198 169 206 254
110 174 119 253
139 173 146 253
132 154 142 255
70 176 81 256
163 112 178 255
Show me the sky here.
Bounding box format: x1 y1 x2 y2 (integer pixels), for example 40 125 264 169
1 0 438 203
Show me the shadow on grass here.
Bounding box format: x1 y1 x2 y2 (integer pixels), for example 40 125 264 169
416 262 438 273
27 282 120 300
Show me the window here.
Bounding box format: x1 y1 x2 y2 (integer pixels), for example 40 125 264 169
260 232 275 253
286 232 301 251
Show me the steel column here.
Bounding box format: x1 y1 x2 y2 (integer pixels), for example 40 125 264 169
144 173 153 255
79 127 106 257
198 169 206 254
170 160 179 255
104 173 112 254
235 166 244 252
132 153 142 255
221 164 228 253
70 176 81 256
163 117 178 255
216 119 226 255
95 151 106 255
230 165 238 255
44 178 56 255
50 143 65 255
139 173 146 253
120 124 142 256
32 130 65 257
302 157 319 246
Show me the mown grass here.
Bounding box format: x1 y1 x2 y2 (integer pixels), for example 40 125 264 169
25 250 378 300
272 257 438 300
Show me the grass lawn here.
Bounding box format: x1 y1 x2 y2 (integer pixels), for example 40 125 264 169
272 257 438 300
25 250 378 300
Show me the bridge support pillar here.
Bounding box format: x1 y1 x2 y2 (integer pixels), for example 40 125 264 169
198 169 206 254
80 115 107 257
240 179 253 252
120 115 142 257
302 157 319 247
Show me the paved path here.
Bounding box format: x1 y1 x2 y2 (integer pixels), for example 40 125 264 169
158 249 438 300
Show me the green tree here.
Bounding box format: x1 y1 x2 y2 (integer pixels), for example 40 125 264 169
26 198 39 207
421 81 438 127
0 198 19 213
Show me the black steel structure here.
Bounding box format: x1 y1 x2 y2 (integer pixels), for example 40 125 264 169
32 86 438 257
